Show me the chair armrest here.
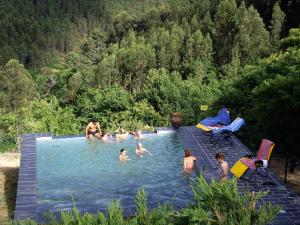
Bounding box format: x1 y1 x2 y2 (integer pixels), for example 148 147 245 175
244 154 253 159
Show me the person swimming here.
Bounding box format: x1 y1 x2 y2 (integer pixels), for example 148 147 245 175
183 149 196 173
119 149 130 161
135 143 152 157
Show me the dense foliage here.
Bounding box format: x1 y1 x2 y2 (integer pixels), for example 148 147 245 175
13 176 280 225
0 0 299 157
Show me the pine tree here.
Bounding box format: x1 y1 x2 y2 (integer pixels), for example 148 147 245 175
246 6 270 58
0 59 36 111
201 12 214 34
213 0 239 65
190 15 199 33
270 2 285 45
236 2 270 63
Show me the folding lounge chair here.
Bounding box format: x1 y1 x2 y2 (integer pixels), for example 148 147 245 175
231 139 275 180
197 108 230 127
197 117 245 145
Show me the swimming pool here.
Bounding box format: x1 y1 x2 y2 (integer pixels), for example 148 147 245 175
35 131 194 221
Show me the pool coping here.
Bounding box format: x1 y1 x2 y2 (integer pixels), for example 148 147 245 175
14 133 53 221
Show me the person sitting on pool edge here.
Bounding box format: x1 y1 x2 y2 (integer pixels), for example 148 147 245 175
85 119 102 140
215 152 229 182
183 149 196 172
119 149 130 161
135 143 152 157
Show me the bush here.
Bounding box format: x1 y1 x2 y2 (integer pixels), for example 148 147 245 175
178 176 281 225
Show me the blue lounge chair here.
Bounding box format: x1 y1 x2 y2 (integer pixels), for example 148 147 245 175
197 117 245 145
199 108 230 126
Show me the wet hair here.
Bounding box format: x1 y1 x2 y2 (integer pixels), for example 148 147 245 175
91 118 97 123
184 149 192 157
137 143 143 148
120 148 126 154
215 152 224 160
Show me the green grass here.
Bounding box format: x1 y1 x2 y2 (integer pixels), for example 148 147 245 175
0 139 16 153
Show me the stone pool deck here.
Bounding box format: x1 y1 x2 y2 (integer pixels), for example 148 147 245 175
177 126 300 225
14 128 300 224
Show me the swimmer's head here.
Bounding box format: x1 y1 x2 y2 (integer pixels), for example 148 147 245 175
184 149 192 157
215 152 224 160
118 128 125 134
120 148 126 154
137 143 143 148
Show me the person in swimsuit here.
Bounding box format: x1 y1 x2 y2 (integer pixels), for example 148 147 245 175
119 149 130 161
85 120 102 140
115 127 130 141
135 143 152 157
100 132 112 142
131 130 143 139
183 149 196 173
215 152 229 182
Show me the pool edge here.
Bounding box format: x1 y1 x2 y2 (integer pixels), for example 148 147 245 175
14 133 52 222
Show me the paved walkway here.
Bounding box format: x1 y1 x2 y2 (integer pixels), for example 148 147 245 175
176 126 300 225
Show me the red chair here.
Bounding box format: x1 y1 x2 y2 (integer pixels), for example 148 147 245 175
238 139 275 179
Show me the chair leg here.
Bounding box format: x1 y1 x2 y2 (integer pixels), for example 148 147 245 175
247 168 257 181
257 168 270 178
245 168 270 181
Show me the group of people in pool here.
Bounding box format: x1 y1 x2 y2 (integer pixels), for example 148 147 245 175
119 142 152 161
86 120 229 181
85 120 142 142
85 120 151 160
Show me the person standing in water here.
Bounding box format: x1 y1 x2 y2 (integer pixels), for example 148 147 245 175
85 119 102 140
135 143 152 157
183 149 197 172
119 149 130 161
215 152 229 182
132 130 143 139
115 127 130 141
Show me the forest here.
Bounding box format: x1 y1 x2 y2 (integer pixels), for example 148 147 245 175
0 0 299 157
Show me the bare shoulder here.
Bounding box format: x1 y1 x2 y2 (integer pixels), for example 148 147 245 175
222 161 229 167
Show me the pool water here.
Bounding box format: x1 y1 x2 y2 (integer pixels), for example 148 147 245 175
37 132 195 215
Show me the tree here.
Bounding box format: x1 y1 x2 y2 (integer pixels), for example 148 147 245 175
201 11 214 34
0 59 36 111
183 31 214 80
236 2 270 63
116 32 156 92
213 0 239 65
270 2 285 46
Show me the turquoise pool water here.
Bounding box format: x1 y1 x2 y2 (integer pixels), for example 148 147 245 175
37 132 195 216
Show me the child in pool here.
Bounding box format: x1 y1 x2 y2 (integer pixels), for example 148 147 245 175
215 152 229 182
119 149 130 161
183 149 196 172
135 143 152 157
